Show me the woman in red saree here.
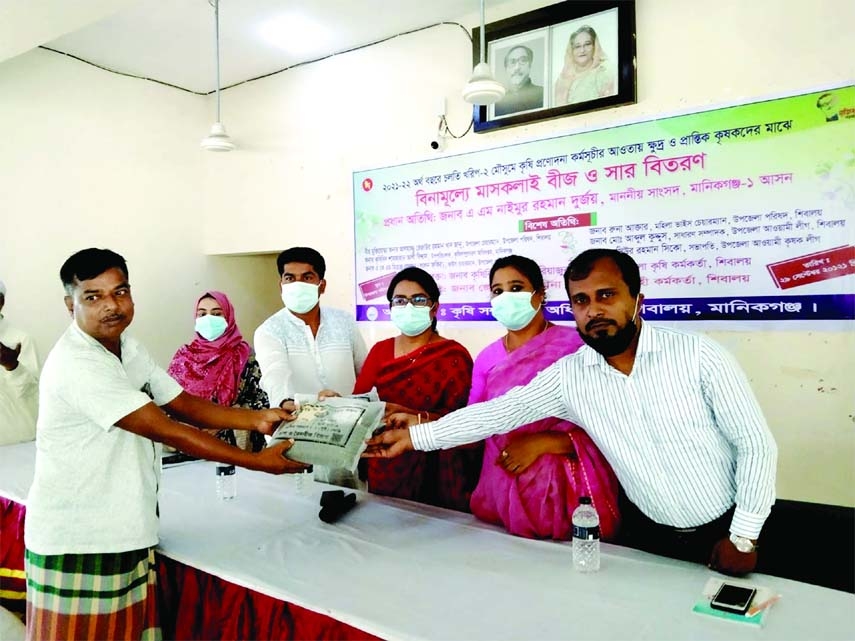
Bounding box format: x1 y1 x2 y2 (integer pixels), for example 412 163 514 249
469 255 620 539
353 267 481 511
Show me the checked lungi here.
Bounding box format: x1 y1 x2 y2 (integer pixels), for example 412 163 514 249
25 547 160 641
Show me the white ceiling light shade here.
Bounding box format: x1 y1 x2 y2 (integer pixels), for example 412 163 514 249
462 0 505 105
201 0 235 152
201 122 235 151
462 61 506 105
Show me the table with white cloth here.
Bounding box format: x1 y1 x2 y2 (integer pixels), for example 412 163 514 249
1 441 853 640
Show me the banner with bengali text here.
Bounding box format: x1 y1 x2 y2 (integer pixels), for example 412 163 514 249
353 86 855 329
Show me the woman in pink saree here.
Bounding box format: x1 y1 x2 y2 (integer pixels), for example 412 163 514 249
469 255 620 540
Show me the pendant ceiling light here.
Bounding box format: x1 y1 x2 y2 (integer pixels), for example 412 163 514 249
201 0 235 151
462 0 505 105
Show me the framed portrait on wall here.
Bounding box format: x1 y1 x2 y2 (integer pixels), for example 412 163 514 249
475 0 636 133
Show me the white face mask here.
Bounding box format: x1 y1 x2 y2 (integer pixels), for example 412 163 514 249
390 304 433 337
490 291 540 331
195 314 228 341
281 282 320 314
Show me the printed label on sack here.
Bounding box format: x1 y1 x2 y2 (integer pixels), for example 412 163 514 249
573 525 600 540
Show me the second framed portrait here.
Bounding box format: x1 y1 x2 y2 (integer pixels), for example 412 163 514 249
475 0 636 132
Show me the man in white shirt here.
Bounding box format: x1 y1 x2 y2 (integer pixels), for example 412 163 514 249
0 280 39 445
366 249 777 577
25 248 308 641
254 247 368 485
255 247 367 405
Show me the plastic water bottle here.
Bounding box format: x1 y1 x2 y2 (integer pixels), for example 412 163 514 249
216 464 236 500
572 496 600 572
295 466 313 496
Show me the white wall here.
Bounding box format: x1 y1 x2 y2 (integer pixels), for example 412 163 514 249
0 0 852 506
0 49 281 365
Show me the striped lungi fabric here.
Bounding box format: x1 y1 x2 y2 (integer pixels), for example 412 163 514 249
24 547 160 641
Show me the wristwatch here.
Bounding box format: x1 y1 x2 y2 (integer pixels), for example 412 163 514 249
729 533 756 553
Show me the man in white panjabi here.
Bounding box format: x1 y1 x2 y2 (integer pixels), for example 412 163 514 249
254 246 368 486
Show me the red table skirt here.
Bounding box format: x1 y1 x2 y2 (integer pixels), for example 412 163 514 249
0 498 379 641
157 557 380 641
0 497 26 617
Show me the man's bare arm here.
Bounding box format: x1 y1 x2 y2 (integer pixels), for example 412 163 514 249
165 391 295 435
116 402 308 474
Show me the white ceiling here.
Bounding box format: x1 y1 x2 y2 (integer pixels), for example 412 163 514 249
1 0 477 94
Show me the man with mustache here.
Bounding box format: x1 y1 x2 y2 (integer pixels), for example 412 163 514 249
25 248 308 640
366 249 777 577
494 45 544 118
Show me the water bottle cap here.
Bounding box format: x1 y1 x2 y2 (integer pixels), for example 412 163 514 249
579 496 592 505
216 464 236 476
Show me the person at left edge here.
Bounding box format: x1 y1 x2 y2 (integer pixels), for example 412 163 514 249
24 248 308 641
254 246 368 486
0 279 40 445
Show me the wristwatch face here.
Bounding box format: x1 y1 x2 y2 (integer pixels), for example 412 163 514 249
729 534 755 553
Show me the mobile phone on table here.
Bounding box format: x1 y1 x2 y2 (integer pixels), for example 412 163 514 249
709 583 757 615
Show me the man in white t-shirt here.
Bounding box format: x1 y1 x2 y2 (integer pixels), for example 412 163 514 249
254 246 367 486
0 280 39 445
24 248 308 641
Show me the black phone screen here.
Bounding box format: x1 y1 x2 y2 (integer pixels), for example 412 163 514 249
710 584 756 614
